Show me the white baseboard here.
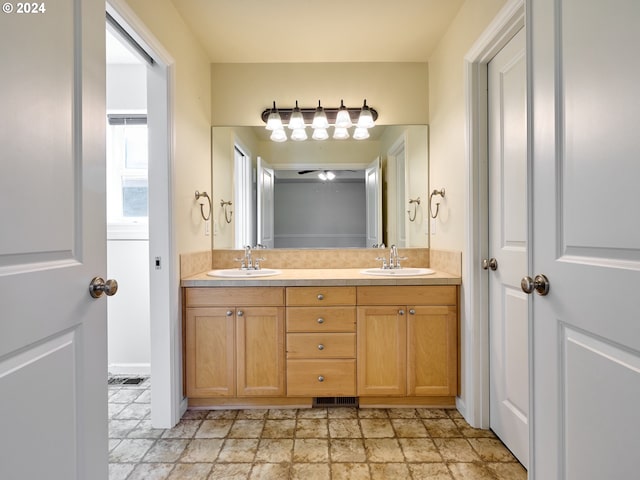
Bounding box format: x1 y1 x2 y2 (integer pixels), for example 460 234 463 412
108 363 151 376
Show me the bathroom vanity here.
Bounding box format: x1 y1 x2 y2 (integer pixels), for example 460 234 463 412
181 253 461 409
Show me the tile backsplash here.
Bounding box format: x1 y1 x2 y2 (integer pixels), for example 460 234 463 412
181 248 461 278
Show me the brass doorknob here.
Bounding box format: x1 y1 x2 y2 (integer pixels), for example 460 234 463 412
521 274 550 296
89 277 118 298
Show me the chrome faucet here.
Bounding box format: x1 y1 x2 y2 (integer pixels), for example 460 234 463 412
376 244 408 269
235 245 265 270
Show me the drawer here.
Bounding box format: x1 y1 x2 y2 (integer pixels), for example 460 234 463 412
287 359 356 396
286 287 356 306
287 333 356 359
356 286 457 306
185 287 284 307
286 307 356 332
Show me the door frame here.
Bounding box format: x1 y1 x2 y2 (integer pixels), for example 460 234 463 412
462 0 525 429
107 0 184 428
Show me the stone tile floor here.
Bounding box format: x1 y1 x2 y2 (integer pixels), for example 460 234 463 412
109 378 526 479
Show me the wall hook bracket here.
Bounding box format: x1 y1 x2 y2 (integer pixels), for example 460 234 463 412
194 190 212 221
407 197 421 222
220 199 233 224
429 188 446 219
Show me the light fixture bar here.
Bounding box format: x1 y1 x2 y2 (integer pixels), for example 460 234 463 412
261 104 378 125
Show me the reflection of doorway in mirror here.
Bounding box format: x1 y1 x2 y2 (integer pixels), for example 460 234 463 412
233 145 255 248
387 136 407 247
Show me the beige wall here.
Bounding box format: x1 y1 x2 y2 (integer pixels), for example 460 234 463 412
428 0 507 252
123 0 212 255
211 63 429 126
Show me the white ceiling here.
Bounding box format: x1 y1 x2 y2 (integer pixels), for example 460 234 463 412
171 0 465 63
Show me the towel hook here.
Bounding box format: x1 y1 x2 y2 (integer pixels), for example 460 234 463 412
194 191 212 221
407 197 421 222
429 188 446 219
220 199 233 224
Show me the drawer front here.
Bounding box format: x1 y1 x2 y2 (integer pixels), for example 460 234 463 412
287 359 356 396
356 285 457 306
286 287 356 306
287 333 356 359
185 287 284 307
286 307 356 332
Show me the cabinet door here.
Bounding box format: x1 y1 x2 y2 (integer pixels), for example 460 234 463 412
407 306 457 396
185 307 235 397
357 306 407 396
236 307 285 396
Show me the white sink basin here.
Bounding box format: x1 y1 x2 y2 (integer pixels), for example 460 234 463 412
207 268 281 278
360 267 436 277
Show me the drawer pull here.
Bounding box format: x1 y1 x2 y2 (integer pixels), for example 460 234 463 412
318 344 325 351
317 317 325 324
226 310 233 317
318 375 325 382
317 294 324 301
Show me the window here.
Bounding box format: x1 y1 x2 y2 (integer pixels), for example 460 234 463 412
107 114 148 236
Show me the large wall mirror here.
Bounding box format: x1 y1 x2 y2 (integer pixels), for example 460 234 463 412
211 125 429 249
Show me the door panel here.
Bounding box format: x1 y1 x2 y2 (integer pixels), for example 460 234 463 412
530 0 640 478
0 0 107 478
257 156 275 248
488 27 529 468
365 157 381 247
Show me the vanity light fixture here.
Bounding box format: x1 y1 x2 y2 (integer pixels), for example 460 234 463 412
261 100 378 142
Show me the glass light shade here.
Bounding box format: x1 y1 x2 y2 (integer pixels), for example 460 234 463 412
318 172 327 181
312 101 329 129
288 101 305 130
333 127 350 140
266 111 283 131
356 107 375 129
291 127 308 141
270 128 287 142
325 171 336 180
312 127 329 140
353 127 370 140
335 100 353 128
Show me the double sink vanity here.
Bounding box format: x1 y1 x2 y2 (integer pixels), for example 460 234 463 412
180 247 461 409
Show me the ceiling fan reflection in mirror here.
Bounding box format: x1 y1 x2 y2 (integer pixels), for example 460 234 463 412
298 169 357 181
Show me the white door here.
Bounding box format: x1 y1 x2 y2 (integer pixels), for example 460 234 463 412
234 146 252 248
0 0 108 479
487 28 529 468
257 156 275 248
530 1 640 479
365 157 382 247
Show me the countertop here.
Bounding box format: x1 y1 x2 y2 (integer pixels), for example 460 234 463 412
181 268 461 287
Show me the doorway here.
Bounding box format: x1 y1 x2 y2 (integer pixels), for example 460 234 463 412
106 2 179 429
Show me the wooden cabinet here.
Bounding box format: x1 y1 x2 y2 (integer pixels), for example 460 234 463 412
184 287 285 398
285 287 357 396
357 306 407 396
357 286 458 397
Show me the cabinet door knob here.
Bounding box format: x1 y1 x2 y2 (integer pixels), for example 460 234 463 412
317 294 324 301
317 317 325 324
318 375 325 382
237 310 244 317
398 309 405 315
409 309 416 315
318 344 325 351
226 310 233 317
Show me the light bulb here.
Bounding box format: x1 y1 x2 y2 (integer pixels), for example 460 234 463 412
353 127 370 140
312 100 329 129
270 128 287 142
312 128 329 140
356 99 376 129
288 100 305 130
326 171 336 180
335 99 353 128
291 127 307 141
318 172 327 181
333 127 350 140
265 101 283 131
